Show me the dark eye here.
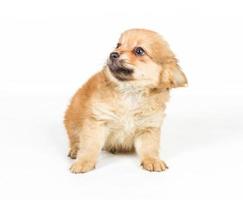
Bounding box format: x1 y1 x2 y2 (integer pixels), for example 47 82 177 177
116 43 121 48
133 47 145 56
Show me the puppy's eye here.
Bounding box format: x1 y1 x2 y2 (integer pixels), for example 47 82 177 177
116 43 121 48
133 47 145 56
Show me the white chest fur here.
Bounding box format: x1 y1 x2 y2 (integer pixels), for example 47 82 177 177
92 86 165 138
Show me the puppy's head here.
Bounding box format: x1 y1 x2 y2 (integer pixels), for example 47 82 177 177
106 29 187 88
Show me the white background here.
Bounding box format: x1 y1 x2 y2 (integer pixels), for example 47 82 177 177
0 0 243 199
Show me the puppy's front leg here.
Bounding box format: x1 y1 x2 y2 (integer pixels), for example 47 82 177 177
70 120 107 173
135 127 168 172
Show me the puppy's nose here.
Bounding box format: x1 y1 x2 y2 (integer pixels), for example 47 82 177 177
110 52 120 61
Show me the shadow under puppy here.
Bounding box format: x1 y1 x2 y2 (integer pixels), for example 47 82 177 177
64 29 187 173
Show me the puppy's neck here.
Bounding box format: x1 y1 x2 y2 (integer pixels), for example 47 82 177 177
103 67 148 95
117 82 147 95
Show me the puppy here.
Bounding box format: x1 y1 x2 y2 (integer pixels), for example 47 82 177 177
64 29 187 173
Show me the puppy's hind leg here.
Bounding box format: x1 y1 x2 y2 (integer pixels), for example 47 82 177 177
64 115 80 159
67 132 79 159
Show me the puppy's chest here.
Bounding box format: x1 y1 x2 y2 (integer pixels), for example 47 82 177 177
92 91 164 133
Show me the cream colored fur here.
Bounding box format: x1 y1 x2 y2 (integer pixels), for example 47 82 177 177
64 29 187 173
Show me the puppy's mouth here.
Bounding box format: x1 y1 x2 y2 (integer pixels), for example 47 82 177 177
107 60 134 81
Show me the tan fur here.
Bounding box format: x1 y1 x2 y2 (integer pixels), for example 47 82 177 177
64 29 187 173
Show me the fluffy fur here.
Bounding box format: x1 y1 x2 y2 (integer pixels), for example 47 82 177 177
64 29 187 173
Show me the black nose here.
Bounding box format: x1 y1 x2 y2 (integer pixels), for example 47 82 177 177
110 52 120 61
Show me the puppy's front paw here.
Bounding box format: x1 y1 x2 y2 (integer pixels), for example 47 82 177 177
141 158 168 172
70 161 95 173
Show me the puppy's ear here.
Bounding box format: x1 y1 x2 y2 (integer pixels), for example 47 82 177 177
160 58 188 89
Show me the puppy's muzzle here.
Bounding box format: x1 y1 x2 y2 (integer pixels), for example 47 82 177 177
107 52 134 81
110 52 120 61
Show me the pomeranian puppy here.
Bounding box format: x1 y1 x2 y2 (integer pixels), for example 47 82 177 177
64 29 187 173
